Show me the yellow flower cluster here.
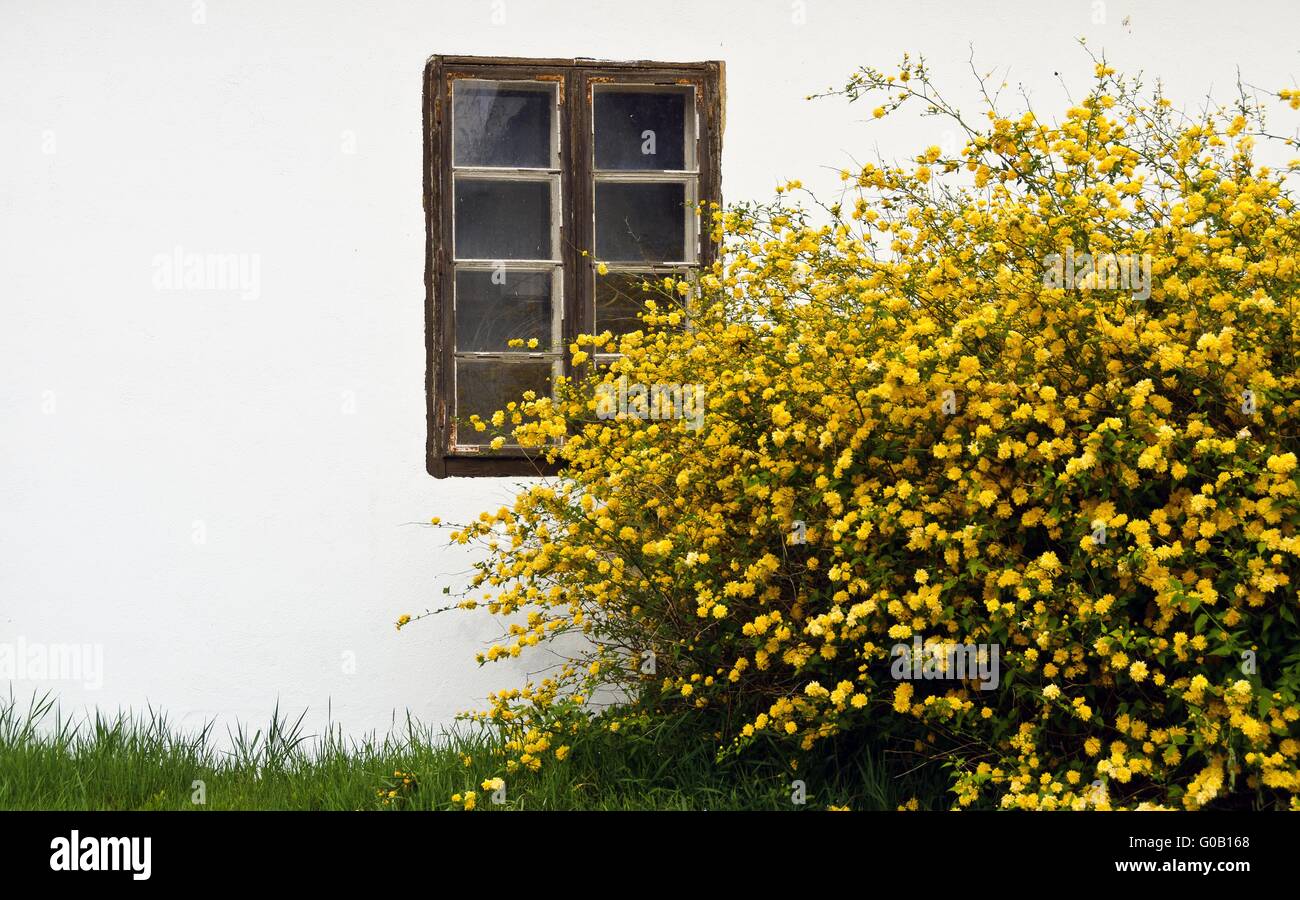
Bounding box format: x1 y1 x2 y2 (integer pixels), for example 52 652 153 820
375 769 418 808
438 55 1300 810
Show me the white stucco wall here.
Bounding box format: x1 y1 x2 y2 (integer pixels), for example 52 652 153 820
2 0 1297 739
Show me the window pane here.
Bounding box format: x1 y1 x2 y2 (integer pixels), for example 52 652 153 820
595 271 659 337
455 178 552 260
455 359 553 443
594 91 686 170
456 268 553 352
453 83 552 168
595 182 687 262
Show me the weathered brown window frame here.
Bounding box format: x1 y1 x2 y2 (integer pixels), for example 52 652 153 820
424 55 724 478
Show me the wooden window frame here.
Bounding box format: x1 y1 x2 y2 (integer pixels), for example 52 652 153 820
423 55 724 478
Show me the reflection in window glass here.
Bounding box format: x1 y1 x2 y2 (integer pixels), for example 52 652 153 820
453 84 552 168
595 182 686 262
455 178 552 260
455 359 553 443
594 91 686 170
595 271 660 337
456 269 552 352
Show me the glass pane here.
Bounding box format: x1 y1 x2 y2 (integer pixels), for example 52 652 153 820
595 271 658 337
594 90 686 170
453 82 552 168
595 182 687 262
455 178 552 260
455 359 553 443
456 268 553 352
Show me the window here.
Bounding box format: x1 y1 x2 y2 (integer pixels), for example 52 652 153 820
424 56 724 477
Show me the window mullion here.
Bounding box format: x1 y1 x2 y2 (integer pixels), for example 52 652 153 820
565 68 592 367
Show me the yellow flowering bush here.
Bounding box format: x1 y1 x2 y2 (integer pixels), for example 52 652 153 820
434 55 1300 810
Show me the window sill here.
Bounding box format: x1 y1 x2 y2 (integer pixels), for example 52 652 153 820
428 454 561 478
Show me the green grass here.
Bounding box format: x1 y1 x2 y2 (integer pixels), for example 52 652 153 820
0 692 947 811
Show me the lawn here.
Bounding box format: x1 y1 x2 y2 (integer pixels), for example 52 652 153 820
0 692 947 811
